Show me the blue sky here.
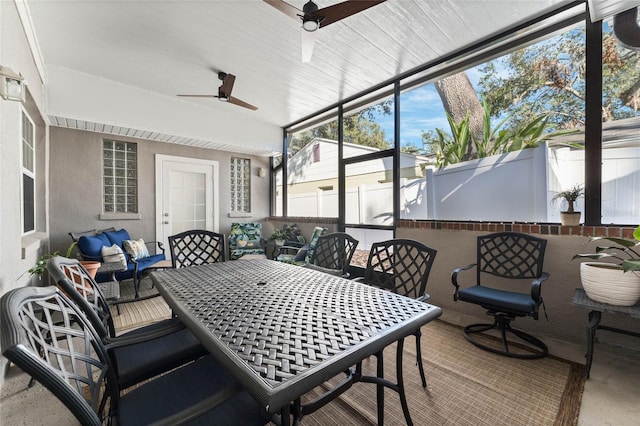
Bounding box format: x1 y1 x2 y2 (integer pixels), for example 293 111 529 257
373 66 486 150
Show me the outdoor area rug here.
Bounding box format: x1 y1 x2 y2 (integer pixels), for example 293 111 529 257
301 320 585 426
112 296 585 426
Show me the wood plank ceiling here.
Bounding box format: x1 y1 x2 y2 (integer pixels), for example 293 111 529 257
25 0 576 155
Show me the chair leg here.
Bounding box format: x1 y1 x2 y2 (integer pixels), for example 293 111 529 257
463 315 547 359
414 329 427 388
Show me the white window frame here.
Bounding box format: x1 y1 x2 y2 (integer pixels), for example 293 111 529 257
102 139 139 218
21 108 36 235
230 157 252 214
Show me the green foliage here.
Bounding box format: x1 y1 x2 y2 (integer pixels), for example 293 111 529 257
428 97 578 169
551 184 584 213
551 184 584 203
29 251 59 277
429 112 471 168
270 228 288 241
289 100 393 155
477 29 640 130
572 225 640 273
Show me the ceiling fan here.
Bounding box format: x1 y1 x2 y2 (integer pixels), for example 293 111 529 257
264 0 386 62
177 71 258 111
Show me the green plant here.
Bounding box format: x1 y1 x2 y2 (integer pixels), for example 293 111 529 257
66 241 78 258
432 112 471 168
29 251 59 277
270 228 288 241
281 223 305 243
551 184 584 213
430 98 581 169
572 225 640 273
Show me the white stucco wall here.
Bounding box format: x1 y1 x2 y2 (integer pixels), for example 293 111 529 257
0 0 50 384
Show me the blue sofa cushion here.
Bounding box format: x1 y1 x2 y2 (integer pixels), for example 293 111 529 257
106 253 165 283
105 229 131 249
78 233 111 260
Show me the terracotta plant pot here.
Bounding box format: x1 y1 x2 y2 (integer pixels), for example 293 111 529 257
580 262 640 306
560 211 581 226
80 260 101 279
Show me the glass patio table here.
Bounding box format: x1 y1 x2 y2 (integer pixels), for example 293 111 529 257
150 259 442 425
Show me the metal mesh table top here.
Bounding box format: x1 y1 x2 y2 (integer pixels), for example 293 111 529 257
151 259 441 413
572 288 640 318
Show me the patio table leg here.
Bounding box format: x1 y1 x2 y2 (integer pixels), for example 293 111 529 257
585 310 601 378
396 338 413 426
376 351 384 425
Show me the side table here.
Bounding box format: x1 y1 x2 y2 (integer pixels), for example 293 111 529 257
95 261 127 314
571 288 640 378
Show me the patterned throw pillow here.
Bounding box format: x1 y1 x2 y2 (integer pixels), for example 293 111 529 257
123 239 150 261
101 244 127 268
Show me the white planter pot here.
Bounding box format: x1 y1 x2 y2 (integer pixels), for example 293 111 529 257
580 262 640 306
560 211 581 226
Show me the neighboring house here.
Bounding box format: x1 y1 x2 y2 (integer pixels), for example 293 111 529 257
283 138 431 194
281 126 639 225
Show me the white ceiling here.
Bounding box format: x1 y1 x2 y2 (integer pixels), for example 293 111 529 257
24 0 578 156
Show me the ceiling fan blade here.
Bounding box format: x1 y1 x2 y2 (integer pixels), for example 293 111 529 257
177 94 217 98
317 0 386 28
263 0 301 20
301 30 318 63
219 73 236 97
228 96 258 111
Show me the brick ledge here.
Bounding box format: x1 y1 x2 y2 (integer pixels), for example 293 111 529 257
397 220 637 239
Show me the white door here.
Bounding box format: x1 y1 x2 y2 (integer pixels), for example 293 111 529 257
155 155 219 250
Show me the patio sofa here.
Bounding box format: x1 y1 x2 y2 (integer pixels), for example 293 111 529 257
70 227 165 297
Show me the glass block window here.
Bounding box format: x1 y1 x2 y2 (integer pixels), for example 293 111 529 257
103 140 138 213
230 157 251 213
21 110 35 234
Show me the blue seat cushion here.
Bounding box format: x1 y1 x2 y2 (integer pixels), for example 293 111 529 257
112 254 165 281
457 285 536 316
78 233 111 260
112 317 208 389
117 355 266 426
104 228 131 249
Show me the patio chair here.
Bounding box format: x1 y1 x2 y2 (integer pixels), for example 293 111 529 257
358 239 437 387
451 232 550 359
0 285 267 426
304 232 359 277
168 229 226 268
277 226 326 264
47 256 209 389
228 222 266 260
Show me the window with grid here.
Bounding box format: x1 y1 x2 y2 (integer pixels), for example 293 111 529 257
21 110 35 234
103 140 138 213
230 157 251 213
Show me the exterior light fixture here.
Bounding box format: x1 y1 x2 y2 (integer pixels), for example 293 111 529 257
0 66 26 102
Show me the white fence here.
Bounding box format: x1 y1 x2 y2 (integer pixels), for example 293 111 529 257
280 143 640 225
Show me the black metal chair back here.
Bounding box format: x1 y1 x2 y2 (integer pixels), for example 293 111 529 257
310 232 359 276
364 239 437 301
477 232 547 281
168 230 226 268
47 256 115 338
1 286 116 425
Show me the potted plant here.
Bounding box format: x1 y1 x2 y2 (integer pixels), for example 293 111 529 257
270 228 288 246
30 243 101 281
572 225 640 306
29 251 59 281
65 241 102 278
552 184 584 226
